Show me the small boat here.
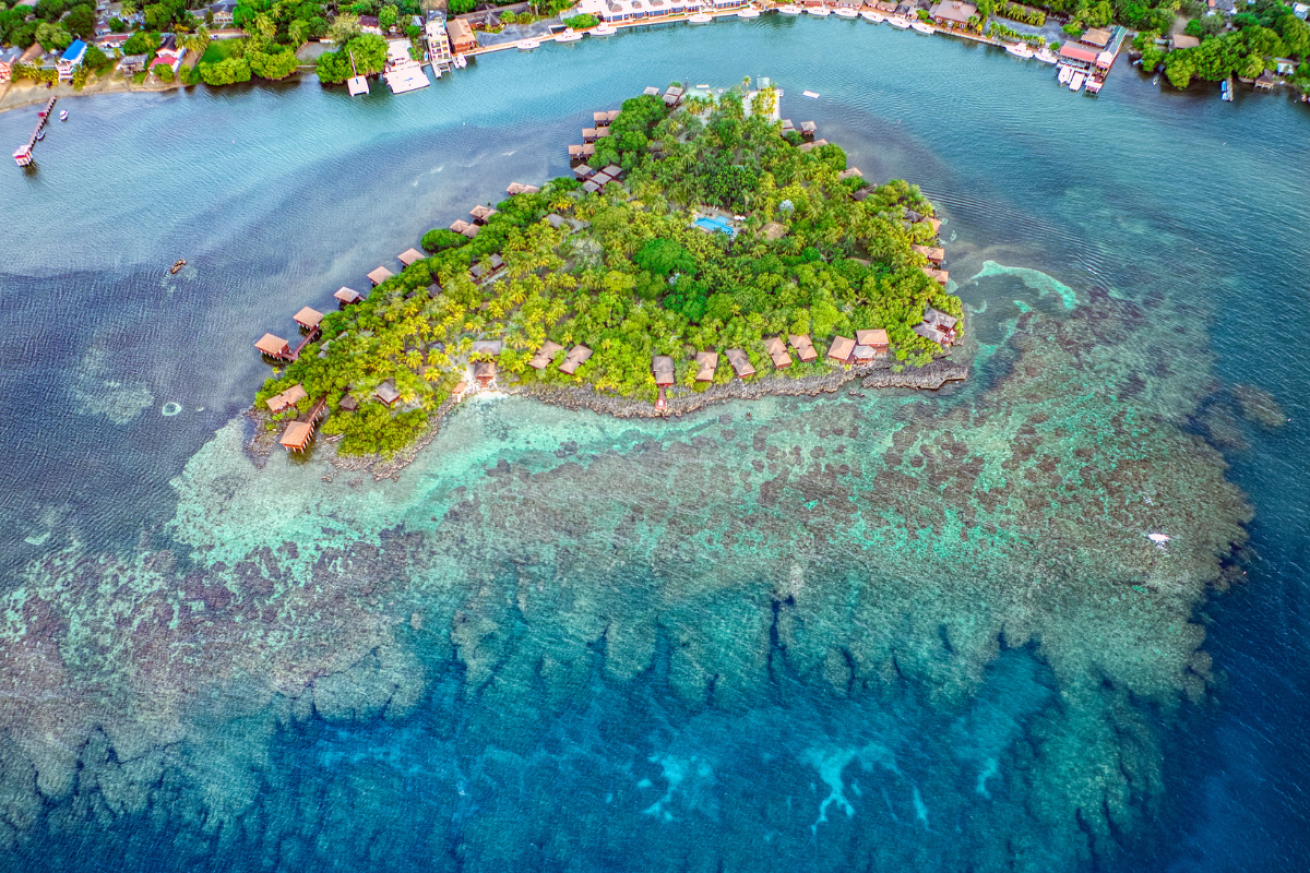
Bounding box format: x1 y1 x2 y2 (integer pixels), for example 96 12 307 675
593 23 617 34
453 54 467 68
555 28 583 41
59 110 68 122
1086 77 1103 94
860 10 884 21
910 19 933 33
777 3 802 12
806 6 831 16
170 259 187 274
1069 71 1085 91
1005 42 1033 59
1220 79 1233 101
1057 64 1073 85
737 6 760 17
36 130 45 141
887 15 911 28
802 89 820 98
516 38 541 50
834 6 858 17
1034 47 1057 63
688 11 713 22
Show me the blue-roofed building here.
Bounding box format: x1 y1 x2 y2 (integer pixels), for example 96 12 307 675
57 40 88 81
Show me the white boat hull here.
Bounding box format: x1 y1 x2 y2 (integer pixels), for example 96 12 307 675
834 8 857 17
860 10 884 21
887 16 910 28
688 13 713 23
910 20 933 33
1005 44 1033 59
737 7 760 16
806 7 831 16
556 31 583 41
777 4 802 13
593 25 617 34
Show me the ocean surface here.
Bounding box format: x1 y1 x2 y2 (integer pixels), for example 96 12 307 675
0 17 1307 873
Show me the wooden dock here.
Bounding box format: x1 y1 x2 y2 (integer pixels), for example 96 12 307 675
13 97 57 167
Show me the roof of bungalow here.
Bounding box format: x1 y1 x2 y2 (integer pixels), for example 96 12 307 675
836 168 863 181
695 350 718 381
928 0 976 23
827 335 856 362
921 216 943 234
529 340 564 369
912 244 945 262
1059 43 1099 63
255 333 290 356
374 380 401 405
469 204 497 222
914 322 948 343
293 306 324 329
281 383 309 405
546 213 568 229
925 306 958 329
788 334 818 361
760 221 788 240
852 186 875 201
568 144 586 158
573 162 594 178
460 224 479 239
280 421 314 451
473 360 496 380
1081 27 1111 47
583 180 601 194
852 344 877 362
427 283 443 299
61 40 88 63
398 247 424 266
922 267 950 285
338 394 358 411
559 344 593 374
367 266 394 286
762 336 791 366
856 328 889 347
334 286 363 304
602 164 623 177
506 182 540 195
644 86 660 95
652 354 675 383
1171 33 1200 49
471 339 504 356
450 218 471 233
665 85 684 96
724 348 756 378
593 110 610 124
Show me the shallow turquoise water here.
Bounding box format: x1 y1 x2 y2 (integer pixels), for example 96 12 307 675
0 17 1307 873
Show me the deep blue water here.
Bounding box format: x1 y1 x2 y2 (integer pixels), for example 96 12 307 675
0 17 1307 872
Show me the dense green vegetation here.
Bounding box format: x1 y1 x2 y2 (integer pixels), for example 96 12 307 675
1131 0 1310 88
314 32 386 83
255 85 961 456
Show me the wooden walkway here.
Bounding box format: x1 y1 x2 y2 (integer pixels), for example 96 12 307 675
13 97 57 167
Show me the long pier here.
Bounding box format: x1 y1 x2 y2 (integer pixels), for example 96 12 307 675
13 97 57 167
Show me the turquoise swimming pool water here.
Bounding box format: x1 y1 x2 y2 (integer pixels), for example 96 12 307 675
694 215 736 235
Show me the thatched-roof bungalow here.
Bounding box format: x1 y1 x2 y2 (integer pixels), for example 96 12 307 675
293 306 324 330
529 340 564 369
652 355 675 386
559 345 593 375
280 421 314 452
695 351 718 382
922 267 950 285
725 348 756 379
852 345 877 364
471 339 504 356
450 218 472 234
763 337 792 369
398 247 424 267
338 394 358 411
921 216 943 235
266 383 308 413
761 221 788 241
789 334 818 362
925 306 958 330
473 361 496 386
367 266 394 286
470 204 498 224
255 333 292 359
856 328 889 352
374 380 401 407
573 163 594 179
827 336 856 364
912 244 945 265
836 167 863 181
334 286 363 306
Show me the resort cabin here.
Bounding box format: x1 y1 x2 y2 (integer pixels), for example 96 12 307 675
797 139 829 153
789 334 818 362
912 244 945 266
1079 27 1111 49
593 111 612 127
913 322 949 345
255 333 292 359
763 337 792 369
280 421 314 453
582 127 599 143
374 380 401 407
1255 71 1276 90
398 248 424 267
920 216 943 235
924 306 958 332
506 182 541 195
606 109 621 123
761 222 788 241
529 340 565 369
473 361 496 386
469 205 498 225
452 381 468 402
559 345 593 375
856 328 889 353
572 162 594 178
827 335 856 365
852 186 874 202
427 283 443 299
695 351 718 382
725 349 756 380
852 345 877 365
1058 43 1098 71
653 355 676 386
928 0 976 27
469 254 505 282
781 119 795 135
450 218 472 234
335 286 363 307
583 180 602 194
643 86 660 96
57 40 87 81
368 266 394 286
922 267 950 285
471 339 504 357
448 18 477 53
799 120 817 138
338 394 359 412
546 214 569 230
568 144 586 161
836 167 863 182
293 306 324 331
603 164 624 179
266 383 308 413
663 86 684 107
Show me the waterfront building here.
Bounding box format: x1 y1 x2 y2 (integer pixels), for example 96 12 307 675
266 383 308 413
57 40 87 82
1080 27 1111 49
559 345 593 375
928 0 976 27
695 351 719 381
279 421 314 452
367 266 394 285
856 329 889 353
653 355 676 386
725 349 756 379
448 18 477 53
763 337 792 370
827 336 856 365
0 47 20 84
398 248 424 267
293 306 324 331
789 334 818 362
426 16 454 71
1057 42 1097 72
334 287 363 307
912 244 945 265
255 334 292 359
374 380 401 407
530 341 565 369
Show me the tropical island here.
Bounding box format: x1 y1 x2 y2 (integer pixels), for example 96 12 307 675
251 83 963 457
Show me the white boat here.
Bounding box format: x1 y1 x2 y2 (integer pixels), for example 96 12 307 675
384 63 430 94
1057 64 1072 84
737 6 761 17
834 7 858 17
1034 47 1057 63
910 20 933 33
517 38 541 50
887 16 911 28
555 28 583 41
688 11 713 22
59 110 68 122
777 3 802 13
453 54 468 68
1069 71 1085 91
593 23 617 34
806 6 831 16
802 89 820 98
1005 42 1033 59
860 10 884 21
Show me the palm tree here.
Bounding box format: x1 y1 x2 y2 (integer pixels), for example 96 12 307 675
287 18 309 47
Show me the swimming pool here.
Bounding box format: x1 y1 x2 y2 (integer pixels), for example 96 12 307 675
694 216 737 237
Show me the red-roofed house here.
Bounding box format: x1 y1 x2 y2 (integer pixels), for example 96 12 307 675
1058 43 1098 71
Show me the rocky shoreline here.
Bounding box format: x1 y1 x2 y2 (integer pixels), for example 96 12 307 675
243 354 968 479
